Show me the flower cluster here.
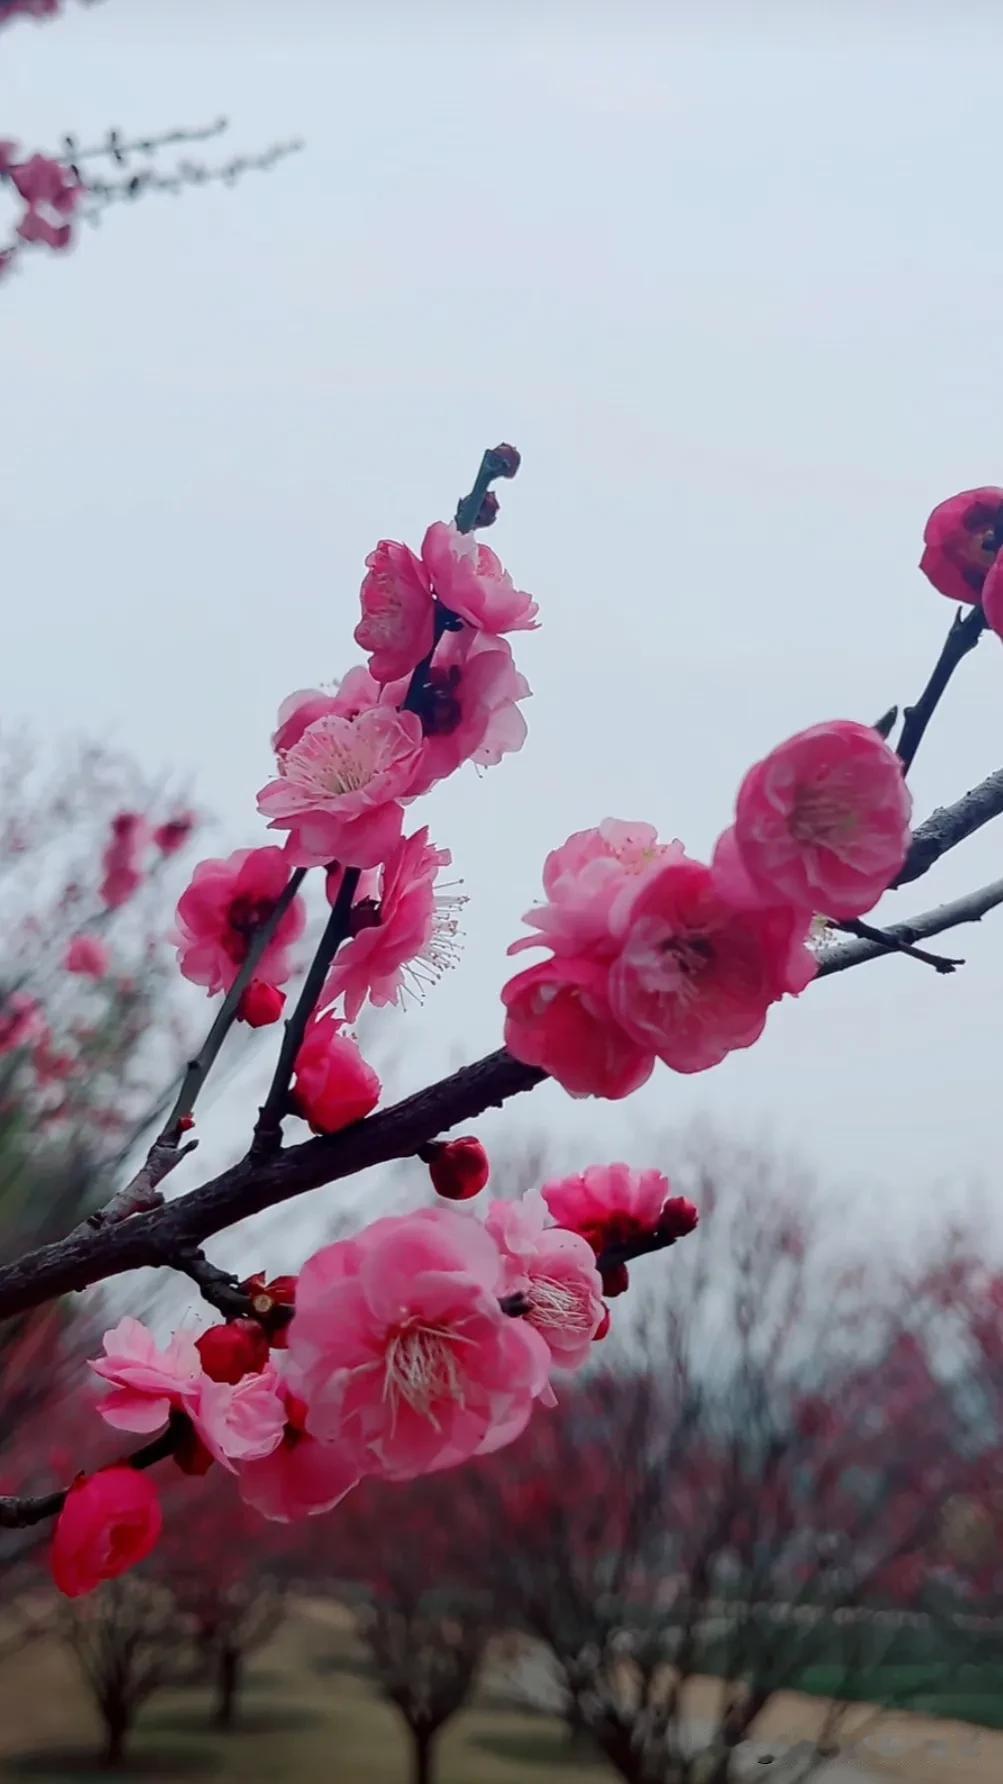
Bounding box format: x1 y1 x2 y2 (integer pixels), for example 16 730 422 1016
503 718 912 1095
0 144 81 270
61 1170 684 1590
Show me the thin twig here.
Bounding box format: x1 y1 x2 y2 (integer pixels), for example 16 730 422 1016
817 878 1003 977
833 918 961 974
169 1249 251 1321
896 605 986 774
0 1419 182 1532
251 867 361 1156
895 766 1003 888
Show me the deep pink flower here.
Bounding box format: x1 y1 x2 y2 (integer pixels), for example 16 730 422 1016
502 954 655 1100
236 1390 359 1523
258 706 423 868
509 820 676 962
720 721 912 920
51 1469 162 1600
355 540 435 682
152 813 195 855
99 812 149 909
9 154 78 214
271 671 381 756
320 828 460 1020
174 846 306 996
91 1317 202 1435
608 853 816 1074
403 628 531 793
0 991 46 1054
64 935 109 979
920 487 1003 607
288 1207 552 1479
982 554 1003 641
421 522 538 634
292 1015 381 1133
486 1192 604 1369
542 1163 675 1255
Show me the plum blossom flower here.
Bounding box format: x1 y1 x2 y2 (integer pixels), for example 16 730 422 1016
271 671 381 756
421 522 538 634
920 487 1003 607
542 1163 677 1254
64 935 109 978
51 1469 162 1599
320 828 463 1021
99 812 149 908
509 820 676 962
90 1317 202 1435
401 629 531 794
258 706 423 868
288 1207 552 1480
718 721 912 920
608 852 816 1074
195 1369 287 1470
355 540 435 682
174 847 306 996
486 1192 605 1368
292 1015 381 1133
0 991 46 1054
7 151 81 253
152 813 195 855
236 1388 359 1523
502 954 655 1099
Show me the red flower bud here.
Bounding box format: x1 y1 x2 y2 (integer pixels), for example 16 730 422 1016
490 442 521 479
600 1262 630 1298
237 980 286 1028
423 1136 490 1201
177 1114 195 1133
474 490 500 528
659 1196 699 1239
196 1319 270 1384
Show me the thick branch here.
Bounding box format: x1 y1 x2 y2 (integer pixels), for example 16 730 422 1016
896 605 986 774
895 766 1003 888
817 877 1003 976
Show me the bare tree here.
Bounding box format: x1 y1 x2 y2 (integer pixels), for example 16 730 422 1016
62 1575 193 1767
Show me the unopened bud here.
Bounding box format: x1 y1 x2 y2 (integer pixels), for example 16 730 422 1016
421 1136 490 1200
196 1318 270 1384
659 1196 699 1240
489 442 521 478
474 490 500 529
600 1262 630 1298
237 980 286 1028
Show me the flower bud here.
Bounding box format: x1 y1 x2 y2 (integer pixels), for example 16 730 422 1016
196 1318 270 1385
237 980 286 1028
422 1136 490 1200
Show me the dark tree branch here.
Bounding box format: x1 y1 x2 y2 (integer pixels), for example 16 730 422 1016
172 1250 251 1322
833 918 961 974
896 605 986 774
895 766 1003 888
0 1419 182 1531
252 867 360 1156
817 877 1003 977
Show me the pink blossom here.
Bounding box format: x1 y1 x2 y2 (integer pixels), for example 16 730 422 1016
8 154 78 214
288 1207 552 1479
152 813 194 855
920 487 1003 607
236 1389 359 1523
502 954 655 1100
174 846 306 996
64 935 109 979
403 628 531 794
320 828 460 1020
509 820 676 962
608 852 816 1074
90 1317 202 1435
355 540 435 682
51 1469 162 1600
486 1192 604 1368
542 1163 674 1254
17 207 72 250
195 1369 287 1471
421 521 538 634
258 706 423 868
292 1014 381 1133
981 554 1003 641
0 991 46 1054
99 812 149 909
271 671 381 757
720 721 912 920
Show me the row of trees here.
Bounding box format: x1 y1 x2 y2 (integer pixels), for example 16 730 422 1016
3 1141 1001 1781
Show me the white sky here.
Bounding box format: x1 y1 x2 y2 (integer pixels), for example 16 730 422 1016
4 1 1003 1258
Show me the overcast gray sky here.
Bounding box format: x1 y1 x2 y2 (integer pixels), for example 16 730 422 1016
4 2 1003 1244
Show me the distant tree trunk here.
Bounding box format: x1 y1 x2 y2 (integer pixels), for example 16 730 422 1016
101 1703 130 1768
410 1724 438 1784
214 1644 242 1729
